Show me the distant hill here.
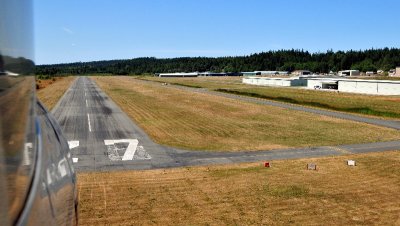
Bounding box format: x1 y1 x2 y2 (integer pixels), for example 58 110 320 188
35 48 400 75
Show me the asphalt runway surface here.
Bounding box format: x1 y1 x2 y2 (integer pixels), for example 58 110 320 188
52 77 400 171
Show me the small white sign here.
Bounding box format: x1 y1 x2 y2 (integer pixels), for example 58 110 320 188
72 158 79 163
347 160 356 166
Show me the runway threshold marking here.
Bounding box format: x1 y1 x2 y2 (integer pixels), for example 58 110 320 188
87 114 92 132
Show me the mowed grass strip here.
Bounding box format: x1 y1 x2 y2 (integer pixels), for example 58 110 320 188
77 151 400 225
94 76 400 151
140 75 244 90
142 76 400 119
37 76 76 110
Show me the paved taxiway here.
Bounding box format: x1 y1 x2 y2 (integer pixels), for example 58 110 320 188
52 77 400 171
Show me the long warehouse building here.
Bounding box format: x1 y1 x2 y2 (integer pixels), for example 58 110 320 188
307 78 400 95
157 72 199 77
243 77 307 87
243 76 400 95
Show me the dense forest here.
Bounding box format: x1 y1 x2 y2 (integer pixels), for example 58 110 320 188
35 48 400 75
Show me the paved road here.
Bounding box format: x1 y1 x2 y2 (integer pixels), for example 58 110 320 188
52 77 400 171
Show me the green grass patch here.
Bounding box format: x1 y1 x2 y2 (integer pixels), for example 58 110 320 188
136 77 203 88
169 82 202 88
263 184 310 198
209 166 266 178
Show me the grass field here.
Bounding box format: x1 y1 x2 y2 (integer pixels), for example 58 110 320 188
77 151 400 225
94 76 400 151
37 76 75 110
140 76 400 119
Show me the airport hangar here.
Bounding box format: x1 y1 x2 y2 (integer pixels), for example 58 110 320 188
243 77 400 95
157 72 199 77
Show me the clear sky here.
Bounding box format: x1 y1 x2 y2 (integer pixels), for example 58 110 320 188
34 0 400 65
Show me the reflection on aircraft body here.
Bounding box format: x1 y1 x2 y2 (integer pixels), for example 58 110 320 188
0 0 78 225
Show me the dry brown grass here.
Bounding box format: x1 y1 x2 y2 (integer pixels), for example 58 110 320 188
36 77 64 90
142 76 400 119
37 76 75 110
78 151 400 225
93 76 400 151
141 75 244 89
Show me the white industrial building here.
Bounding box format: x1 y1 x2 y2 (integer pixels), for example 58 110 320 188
157 72 199 77
390 67 400 77
338 70 360 76
307 78 338 90
242 72 261 76
243 76 400 95
243 77 307 87
199 72 227 76
338 79 400 95
254 71 289 75
292 70 311 76
241 71 288 76
306 78 400 95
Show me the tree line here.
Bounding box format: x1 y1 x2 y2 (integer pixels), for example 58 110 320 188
35 48 400 76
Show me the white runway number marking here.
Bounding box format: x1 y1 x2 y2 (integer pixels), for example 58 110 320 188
68 140 80 149
104 139 151 161
68 141 80 164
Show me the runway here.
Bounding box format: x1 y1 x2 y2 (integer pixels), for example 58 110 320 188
52 77 400 171
52 77 178 171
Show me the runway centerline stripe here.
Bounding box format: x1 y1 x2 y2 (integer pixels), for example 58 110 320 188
87 114 92 132
86 99 88 107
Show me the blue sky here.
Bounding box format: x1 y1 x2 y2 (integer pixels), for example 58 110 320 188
35 0 400 65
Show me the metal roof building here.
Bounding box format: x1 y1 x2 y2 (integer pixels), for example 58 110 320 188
338 70 360 76
199 72 228 76
254 71 289 75
243 77 307 87
306 78 400 95
292 70 311 76
158 72 199 77
243 76 400 96
394 67 400 77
